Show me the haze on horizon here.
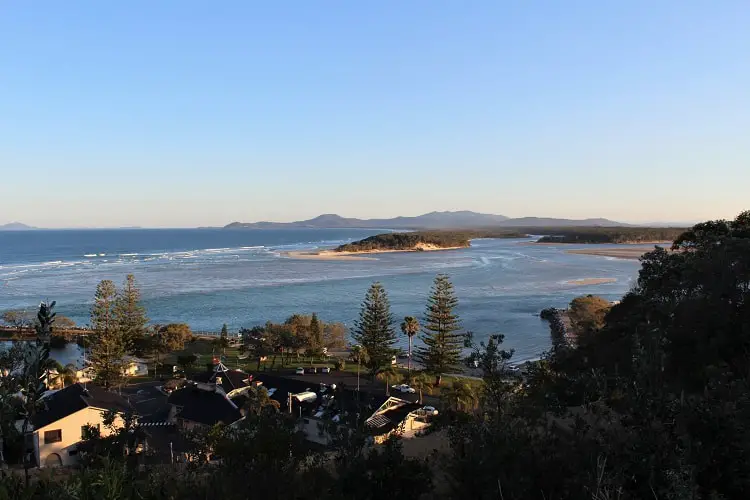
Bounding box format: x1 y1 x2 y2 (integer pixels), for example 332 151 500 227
1 2 748 229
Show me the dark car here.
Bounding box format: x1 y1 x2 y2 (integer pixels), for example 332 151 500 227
305 367 317 374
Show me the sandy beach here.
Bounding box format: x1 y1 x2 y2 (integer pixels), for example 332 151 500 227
284 244 466 261
565 278 618 286
566 247 659 260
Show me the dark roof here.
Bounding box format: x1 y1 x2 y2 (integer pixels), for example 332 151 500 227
191 366 252 394
33 383 133 430
168 385 242 426
250 373 389 424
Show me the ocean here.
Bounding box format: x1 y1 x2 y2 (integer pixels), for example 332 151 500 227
0 228 642 363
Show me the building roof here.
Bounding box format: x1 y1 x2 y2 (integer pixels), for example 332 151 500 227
168 383 242 426
191 364 252 394
32 383 133 430
365 398 423 435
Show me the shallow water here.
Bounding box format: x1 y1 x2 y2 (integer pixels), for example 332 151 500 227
0 229 642 362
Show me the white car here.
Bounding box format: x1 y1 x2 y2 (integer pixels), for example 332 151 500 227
391 384 416 394
295 367 305 375
422 406 439 416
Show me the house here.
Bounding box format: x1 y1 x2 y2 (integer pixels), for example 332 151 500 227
167 382 243 430
191 361 253 399
122 356 149 377
25 383 133 468
365 397 432 443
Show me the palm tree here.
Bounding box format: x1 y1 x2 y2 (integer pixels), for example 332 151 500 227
442 379 479 413
377 364 401 396
349 345 368 393
409 372 433 404
400 316 420 375
58 364 78 388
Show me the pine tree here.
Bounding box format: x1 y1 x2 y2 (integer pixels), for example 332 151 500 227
90 280 125 389
308 313 324 357
221 323 229 340
114 274 148 352
352 283 397 378
414 274 464 385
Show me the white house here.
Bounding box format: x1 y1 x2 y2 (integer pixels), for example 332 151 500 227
24 383 133 467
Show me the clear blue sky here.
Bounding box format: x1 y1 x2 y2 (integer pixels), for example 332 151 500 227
1 1 748 228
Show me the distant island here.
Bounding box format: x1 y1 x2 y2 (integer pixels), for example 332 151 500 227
0 222 35 231
335 229 526 253
284 229 527 260
535 227 685 244
224 211 630 230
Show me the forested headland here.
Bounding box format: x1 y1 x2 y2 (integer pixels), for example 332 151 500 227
334 229 527 253
534 226 686 243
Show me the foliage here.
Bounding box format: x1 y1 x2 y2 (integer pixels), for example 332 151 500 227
1 309 33 335
176 353 198 369
159 323 192 351
376 364 401 395
352 283 397 377
535 226 686 243
568 294 612 337
408 371 433 404
89 280 126 389
414 274 464 385
114 274 149 352
400 316 419 373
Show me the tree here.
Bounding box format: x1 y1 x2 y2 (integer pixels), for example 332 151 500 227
159 323 192 351
176 354 198 370
323 321 347 349
20 301 53 485
441 379 479 413
89 280 125 389
55 315 76 329
352 283 397 378
377 364 401 396
305 312 325 362
465 333 515 415
568 294 611 337
48 361 78 388
400 316 420 374
114 274 148 352
220 323 229 343
408 372 433 404
242 386 281 416
1 310 32 336
414 274 464 386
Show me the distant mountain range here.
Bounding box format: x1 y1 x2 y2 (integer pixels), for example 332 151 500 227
224 211 631 230
0 222 35 231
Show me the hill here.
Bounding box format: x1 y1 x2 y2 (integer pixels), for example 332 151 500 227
225 211 629 230
0 222 34 231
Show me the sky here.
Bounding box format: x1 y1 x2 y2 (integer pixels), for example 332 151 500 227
1 1 749 228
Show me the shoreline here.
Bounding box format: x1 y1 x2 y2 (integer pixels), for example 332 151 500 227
519 240 672 246
565 278 618 286
283 244 466 261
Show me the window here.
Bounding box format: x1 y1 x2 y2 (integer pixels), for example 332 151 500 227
43 430 62 444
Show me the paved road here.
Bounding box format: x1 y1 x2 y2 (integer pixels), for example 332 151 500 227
258 368 437 405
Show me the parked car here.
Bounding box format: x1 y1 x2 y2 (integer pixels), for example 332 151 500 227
391 384 416 394
422 406 439 416
305 367 317 374
320 367 331 374
295 367 305 375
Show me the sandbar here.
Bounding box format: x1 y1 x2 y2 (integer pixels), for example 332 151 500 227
283 244 465 261
566 247 660 260
565 278 618 286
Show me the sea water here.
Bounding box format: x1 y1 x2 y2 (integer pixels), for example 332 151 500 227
0 228 642 362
